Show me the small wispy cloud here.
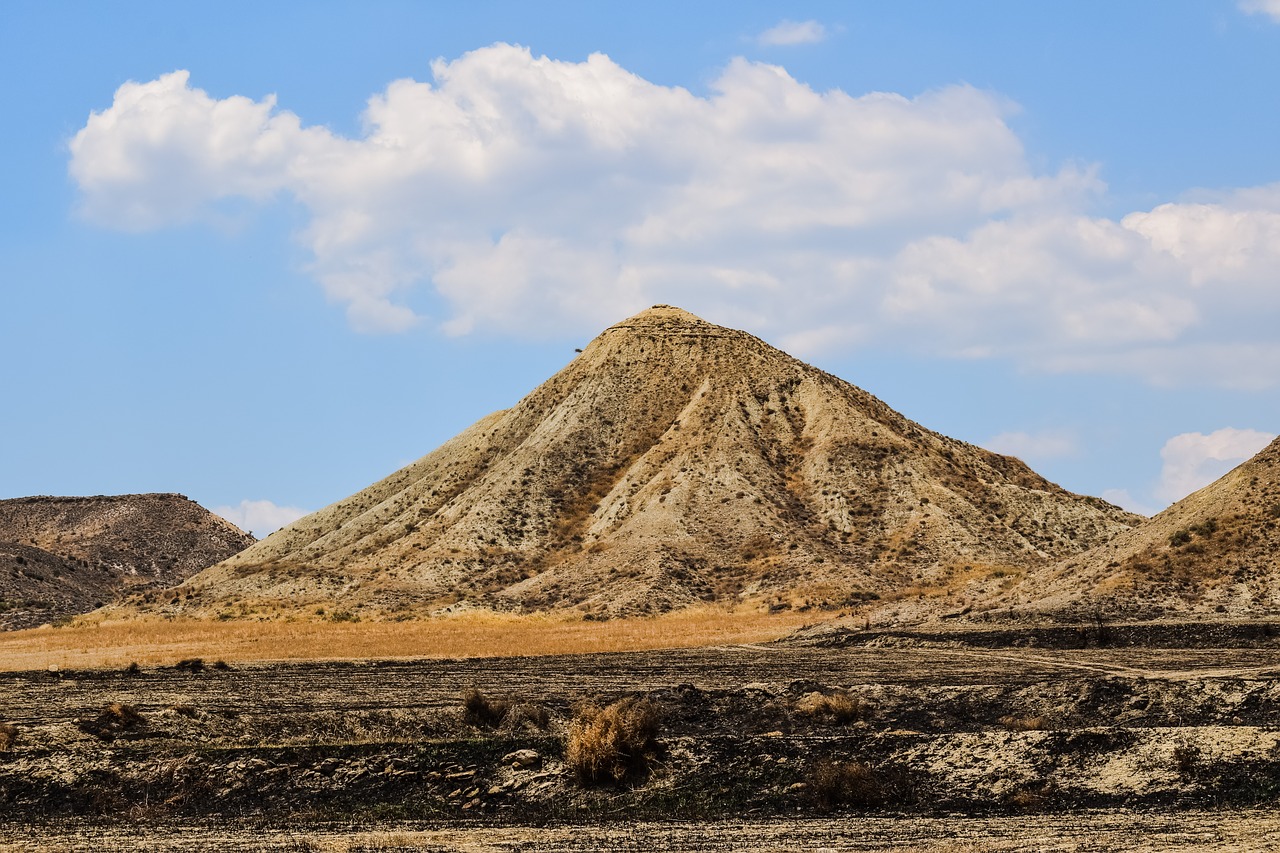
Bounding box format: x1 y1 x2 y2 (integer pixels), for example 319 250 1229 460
982 429 1078 462
214 498 310 538
757 19 828 46
1100 488 1157 518
1240 0 1280 23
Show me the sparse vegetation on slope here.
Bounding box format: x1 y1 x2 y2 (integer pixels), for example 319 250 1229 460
134 306 1137 625
1030 436 1280 621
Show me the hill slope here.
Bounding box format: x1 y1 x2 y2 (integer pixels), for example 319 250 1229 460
144 306 1138 621
1028 436 1280 620
0 494 254 629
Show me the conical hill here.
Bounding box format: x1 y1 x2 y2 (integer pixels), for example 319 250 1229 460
143 306 1139 620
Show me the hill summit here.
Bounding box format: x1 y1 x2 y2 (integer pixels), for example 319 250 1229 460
145 306 1139 620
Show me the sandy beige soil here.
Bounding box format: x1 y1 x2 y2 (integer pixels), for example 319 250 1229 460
5 810 1280 852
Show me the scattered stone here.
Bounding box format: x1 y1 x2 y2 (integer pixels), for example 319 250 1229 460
503 749 541 769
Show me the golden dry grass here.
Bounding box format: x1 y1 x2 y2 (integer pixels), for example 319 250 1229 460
998 713 1053 732
566 695 661 783
793 689 865 724
0 607 816 672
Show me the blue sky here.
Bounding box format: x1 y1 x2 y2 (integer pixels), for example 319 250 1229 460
3 1 1279 535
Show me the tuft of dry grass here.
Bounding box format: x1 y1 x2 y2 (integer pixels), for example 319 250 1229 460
503 702 552 731
808 759 883 810
807 757 917 811
794 689 865 724
998 714 1052 732
77 703 146 741
566 695 661 784
461 688 511 729
1003 781 1057 810
0 607 813 672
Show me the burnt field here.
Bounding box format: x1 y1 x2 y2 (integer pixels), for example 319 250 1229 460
4 624 1280 850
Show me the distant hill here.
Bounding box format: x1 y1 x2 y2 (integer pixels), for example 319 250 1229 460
137 306 1138 622
0 494 254 629
1026 436 1280 620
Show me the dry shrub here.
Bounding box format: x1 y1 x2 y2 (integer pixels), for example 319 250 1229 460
1172 743 1201 775
998 714 1052 731
794 689 864 724
461 688 511 728
566 695 661 784
502 702 551 731
0 723 17 751
78 703 146 740
1003 781 1057 810
808 758 917 810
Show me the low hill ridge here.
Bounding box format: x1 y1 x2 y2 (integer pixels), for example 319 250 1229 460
0 493 254 629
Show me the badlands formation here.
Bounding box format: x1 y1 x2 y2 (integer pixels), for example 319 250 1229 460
0 494 254 629
1038 435 1280 620
141 306 1141 622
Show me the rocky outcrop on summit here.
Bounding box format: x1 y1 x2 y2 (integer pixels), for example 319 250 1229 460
1029 436 1280 620
154 306 1138 620
0 494 254 629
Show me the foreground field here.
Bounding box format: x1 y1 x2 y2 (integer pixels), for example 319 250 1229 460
4 623 1280 849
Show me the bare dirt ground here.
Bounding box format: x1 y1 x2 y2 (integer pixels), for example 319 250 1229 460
5 810 1280 852
4 625 1280 850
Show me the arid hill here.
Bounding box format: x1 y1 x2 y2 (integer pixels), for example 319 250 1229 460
1025 436 1280 621
138 306 1138 621
0 494 254 629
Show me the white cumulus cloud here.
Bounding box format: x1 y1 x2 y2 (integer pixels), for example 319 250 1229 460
67 46 1280 387
1154 427 1276 505
757 20 829 46
1240 0 1280 22
214 499 310 539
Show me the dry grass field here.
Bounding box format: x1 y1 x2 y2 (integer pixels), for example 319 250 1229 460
0 607 816 671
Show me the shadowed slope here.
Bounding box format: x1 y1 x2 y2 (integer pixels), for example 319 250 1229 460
139 306 1138 620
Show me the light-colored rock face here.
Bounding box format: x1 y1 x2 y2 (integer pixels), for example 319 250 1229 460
1031 437 1280 620
148 306 1139 620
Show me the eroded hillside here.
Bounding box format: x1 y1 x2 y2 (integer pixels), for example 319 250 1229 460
0 494 254 629
136 306 1137 622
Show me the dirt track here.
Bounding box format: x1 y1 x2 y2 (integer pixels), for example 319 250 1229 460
6 810 1280 852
